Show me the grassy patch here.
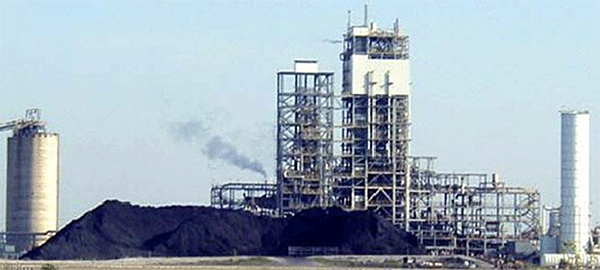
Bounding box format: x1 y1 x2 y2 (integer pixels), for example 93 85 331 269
308 257 406 268
188 257 273 266
231 257 273 266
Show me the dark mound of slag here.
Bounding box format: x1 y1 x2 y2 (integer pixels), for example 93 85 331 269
22 200 425 260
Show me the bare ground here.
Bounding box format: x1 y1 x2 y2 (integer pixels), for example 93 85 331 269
2 255 496 269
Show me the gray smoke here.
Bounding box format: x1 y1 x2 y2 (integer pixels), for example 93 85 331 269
203 135 267 178
169 120 267 177
169 121 209 142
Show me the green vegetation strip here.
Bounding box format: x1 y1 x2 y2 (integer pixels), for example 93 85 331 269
156 257 274 266
309 257 406 268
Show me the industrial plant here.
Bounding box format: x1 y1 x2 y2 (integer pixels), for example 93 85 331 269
0 6 597 268
0 109 59 256
211 11 599 267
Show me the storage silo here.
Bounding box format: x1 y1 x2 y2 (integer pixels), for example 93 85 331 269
560 110 590 254
6 131 59 252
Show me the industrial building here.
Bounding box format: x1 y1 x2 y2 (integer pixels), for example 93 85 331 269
211 14 542 258
0 109 59 255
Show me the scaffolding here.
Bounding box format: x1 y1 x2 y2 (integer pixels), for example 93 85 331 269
276 61 334 216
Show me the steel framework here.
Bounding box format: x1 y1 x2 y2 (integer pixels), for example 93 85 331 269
407 158 540 255
333 94 410 225
0 231 56 258
209 17 541 258
276 66 334 216
210 183 277 216
331 20 411 227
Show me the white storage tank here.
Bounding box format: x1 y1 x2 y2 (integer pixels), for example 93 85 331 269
6 131 59 252
560 110 590 254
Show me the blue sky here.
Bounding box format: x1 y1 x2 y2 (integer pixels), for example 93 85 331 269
1 1 599 228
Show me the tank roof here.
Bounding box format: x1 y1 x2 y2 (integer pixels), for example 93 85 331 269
560 110 589 115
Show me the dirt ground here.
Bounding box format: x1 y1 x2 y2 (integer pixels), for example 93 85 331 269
1 255 496 269
2 257 348 270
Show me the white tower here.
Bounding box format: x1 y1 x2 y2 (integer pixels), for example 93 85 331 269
560 110 590 254
336 18 411 227
1 109 59 253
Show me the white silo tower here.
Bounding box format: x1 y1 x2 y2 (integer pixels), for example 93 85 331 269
560 110 590 254
1 109 59 253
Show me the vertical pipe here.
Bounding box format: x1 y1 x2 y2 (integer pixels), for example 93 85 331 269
347 10 351 30
364 4 368 26
391 96 397 226
276 73 283 217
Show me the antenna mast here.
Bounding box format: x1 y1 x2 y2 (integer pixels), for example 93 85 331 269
347 10 351 30
364 4 368 26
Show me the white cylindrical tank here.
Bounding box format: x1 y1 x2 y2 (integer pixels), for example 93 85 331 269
6 132 59 252
560 111 590 254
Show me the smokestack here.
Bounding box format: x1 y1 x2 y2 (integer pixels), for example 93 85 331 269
560 110 590 254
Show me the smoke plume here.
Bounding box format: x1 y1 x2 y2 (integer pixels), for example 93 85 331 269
169 120 267 177
203 136 267 178
169 121 209 142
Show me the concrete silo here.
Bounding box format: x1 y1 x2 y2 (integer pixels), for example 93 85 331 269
560 110 590 254
1 109 59 253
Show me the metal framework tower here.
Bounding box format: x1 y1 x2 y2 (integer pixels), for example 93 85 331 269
277 60 334 216
333 20 411 227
